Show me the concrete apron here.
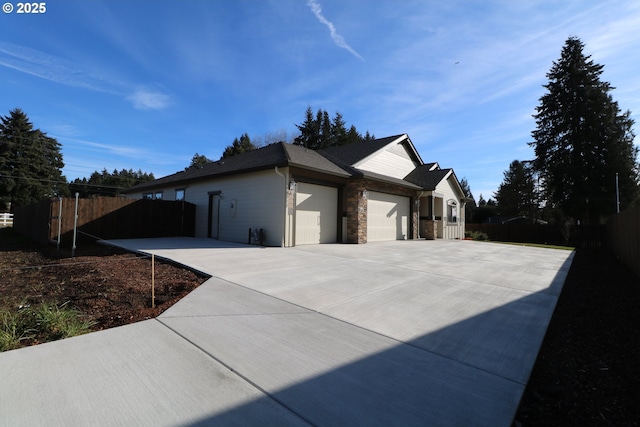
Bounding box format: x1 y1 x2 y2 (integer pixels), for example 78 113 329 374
0 238 574 427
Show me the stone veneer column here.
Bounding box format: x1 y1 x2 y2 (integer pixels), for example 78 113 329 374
345 180 367 243
424 220 437 240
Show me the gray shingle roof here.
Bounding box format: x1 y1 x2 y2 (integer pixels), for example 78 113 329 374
125 135 455 195
124 142 349 193
404 165 453 190
283 144 351 176
357 169 423 189
318 134 406 166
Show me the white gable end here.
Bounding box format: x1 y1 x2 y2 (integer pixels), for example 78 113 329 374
355 141 419 179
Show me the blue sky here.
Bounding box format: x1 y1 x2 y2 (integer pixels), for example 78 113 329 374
1 1 639 200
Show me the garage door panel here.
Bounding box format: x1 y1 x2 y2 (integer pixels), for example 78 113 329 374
367 192 409 242
295 183 338 245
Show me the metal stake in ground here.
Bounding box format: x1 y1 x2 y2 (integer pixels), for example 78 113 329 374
72 193 79 257
151 254 155 308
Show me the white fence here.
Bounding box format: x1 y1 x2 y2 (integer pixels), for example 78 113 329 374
0 212 13 227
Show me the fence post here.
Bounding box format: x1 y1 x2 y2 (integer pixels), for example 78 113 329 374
57 197 63 251
151 254 155 308
72 193 79 257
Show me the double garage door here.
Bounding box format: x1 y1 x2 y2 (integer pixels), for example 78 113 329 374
295 184 410 245
367 191 410 242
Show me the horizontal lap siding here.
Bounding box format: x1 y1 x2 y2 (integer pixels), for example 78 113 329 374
127 169 286 246
435 176 464 239
356 143 417 180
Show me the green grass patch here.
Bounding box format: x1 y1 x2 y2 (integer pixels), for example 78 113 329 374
493 241 575 251
0 302 96 352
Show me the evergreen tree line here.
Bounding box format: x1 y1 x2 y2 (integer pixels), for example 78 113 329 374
1 106 375 208
293 107 374 150
69 168 155 198
0 109 156 209
469 37 639 225
186 107 374 168
5 38 637 225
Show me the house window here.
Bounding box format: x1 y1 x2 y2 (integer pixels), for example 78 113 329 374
447 199 457 223
175 189 185 201
142 193 153 200
155 191 163 200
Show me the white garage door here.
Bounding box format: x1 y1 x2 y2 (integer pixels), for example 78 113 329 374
367 191 410 242
295 183 338 245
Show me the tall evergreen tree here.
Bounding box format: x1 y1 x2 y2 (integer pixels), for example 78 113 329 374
320 110 332 149
0 108 67 209
221 133 257 159
530 37 639 224
494 160 538 220
459 177 476 222
185 153 211 170
294 106 374 149
332 112 348 146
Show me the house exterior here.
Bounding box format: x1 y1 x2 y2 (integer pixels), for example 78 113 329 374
124 134 467 246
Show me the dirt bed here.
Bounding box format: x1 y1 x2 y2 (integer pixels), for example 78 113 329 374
0 228 208 344
514 248 640 426
2 228 639 424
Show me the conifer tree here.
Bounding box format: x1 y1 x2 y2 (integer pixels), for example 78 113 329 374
0 108 67 209
494 160 537 220
221 133 257 159
294 106 374 149
530 37 639 223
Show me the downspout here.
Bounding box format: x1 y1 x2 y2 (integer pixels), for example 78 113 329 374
274 167 286 247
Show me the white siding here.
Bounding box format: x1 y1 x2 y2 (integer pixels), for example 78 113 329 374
127 168 287 246
367 191 410 241
356 142 418 179
435 175 465 239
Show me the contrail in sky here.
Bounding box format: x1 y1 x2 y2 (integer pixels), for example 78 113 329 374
307 0 364 61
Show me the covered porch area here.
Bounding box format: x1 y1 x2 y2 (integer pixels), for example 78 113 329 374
418 193 465 239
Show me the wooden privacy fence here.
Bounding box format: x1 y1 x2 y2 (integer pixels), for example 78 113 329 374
13 197 196 245
465 223 606 248
607 207 640 280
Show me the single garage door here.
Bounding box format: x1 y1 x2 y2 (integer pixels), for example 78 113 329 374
367 191 410 242
295 183 338 245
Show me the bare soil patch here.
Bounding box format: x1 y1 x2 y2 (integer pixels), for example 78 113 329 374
514 248 640 426
1 228 208 348
3 227 639 424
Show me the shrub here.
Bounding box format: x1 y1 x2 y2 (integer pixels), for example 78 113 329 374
0 302 95 352
465 231 489 241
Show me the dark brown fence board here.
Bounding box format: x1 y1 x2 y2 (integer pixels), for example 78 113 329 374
466 223 605 248
607 207 640 280
13 197 195 245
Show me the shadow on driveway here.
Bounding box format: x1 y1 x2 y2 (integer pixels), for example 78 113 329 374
177 255 574 427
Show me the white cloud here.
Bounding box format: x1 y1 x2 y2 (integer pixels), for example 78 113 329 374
0 42 117 94
307 0 364 61
126 88 172 111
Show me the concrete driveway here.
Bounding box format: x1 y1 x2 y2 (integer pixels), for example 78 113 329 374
0 239 573 426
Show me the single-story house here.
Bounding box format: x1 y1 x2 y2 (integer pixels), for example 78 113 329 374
124 134 467 246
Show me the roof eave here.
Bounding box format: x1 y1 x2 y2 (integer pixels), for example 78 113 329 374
123 162 291 193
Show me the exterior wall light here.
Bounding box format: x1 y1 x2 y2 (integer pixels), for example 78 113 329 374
289 180 297 191
362 190 368 199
